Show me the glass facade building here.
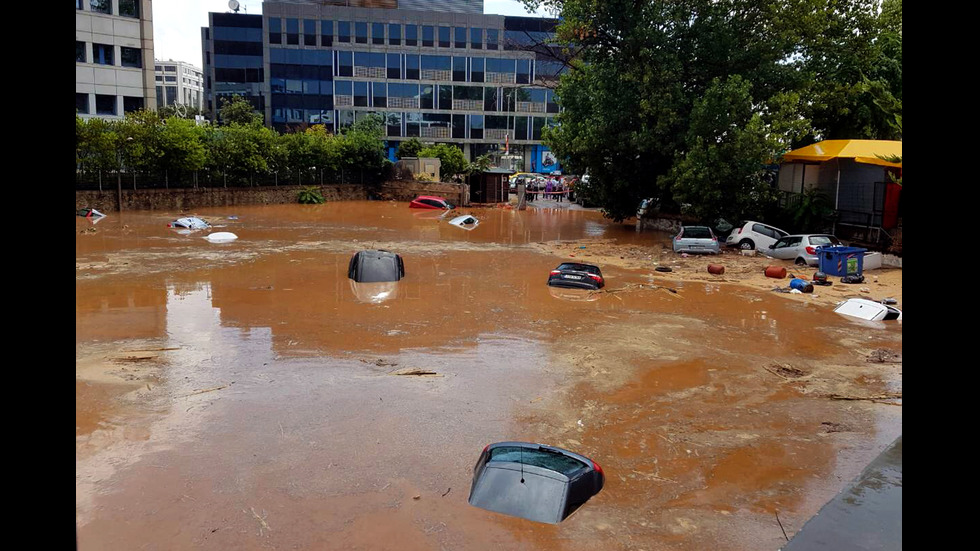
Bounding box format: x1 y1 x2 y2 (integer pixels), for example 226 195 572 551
203 1 567 164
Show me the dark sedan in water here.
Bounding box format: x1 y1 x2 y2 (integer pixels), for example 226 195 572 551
468 442 605 524
348 250 405 283
547 263 605 290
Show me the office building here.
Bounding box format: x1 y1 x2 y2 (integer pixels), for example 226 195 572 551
155 60 205 112
76 0 156 118
203 0 566 171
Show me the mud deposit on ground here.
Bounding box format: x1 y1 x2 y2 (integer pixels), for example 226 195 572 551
77 203 901 550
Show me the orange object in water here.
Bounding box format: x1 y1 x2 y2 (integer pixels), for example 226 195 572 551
707 264 725 275
764 266 787 279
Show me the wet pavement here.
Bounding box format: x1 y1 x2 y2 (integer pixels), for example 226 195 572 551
782 436 901 550
76 202 902 550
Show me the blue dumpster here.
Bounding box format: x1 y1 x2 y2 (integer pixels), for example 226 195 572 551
817 246 867 277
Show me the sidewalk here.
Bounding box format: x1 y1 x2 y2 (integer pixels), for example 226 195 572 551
782 436 902 550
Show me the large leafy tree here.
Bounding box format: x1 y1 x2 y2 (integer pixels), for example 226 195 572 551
418 143 467 180
526 0 901 221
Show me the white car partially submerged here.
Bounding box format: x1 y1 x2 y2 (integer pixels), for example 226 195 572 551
833 298 902 321
449 215 479 230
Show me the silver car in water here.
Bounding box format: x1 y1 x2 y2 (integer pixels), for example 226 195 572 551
673 226 721 254
763 234 842 265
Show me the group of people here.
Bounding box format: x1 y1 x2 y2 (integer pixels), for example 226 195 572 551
525 175 576 203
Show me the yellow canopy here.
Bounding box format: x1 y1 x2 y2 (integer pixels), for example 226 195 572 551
782 140 902 168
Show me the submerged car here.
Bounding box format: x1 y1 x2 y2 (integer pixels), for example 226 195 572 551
409 195 455 210
726 221 789 251
833 298 902 321
468 442 605 524
764 234 843 265
76 208 105 218
168 217 211 230
348 250 405 283
547 263 605 290
672 226 720 254
448 215 479 230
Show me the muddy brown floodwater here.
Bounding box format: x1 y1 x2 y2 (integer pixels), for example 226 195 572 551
76 201 902 550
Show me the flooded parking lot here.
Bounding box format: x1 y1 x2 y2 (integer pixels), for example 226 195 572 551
76 202 901 550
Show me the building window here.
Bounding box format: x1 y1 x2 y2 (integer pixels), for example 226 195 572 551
304 20 316 46
373 82 386 108
89 0 110 14
452 114 466 139
120 47 141 68
385 112 402 137
455 27 466 48
438 26 450 48
338 51 352 77
471 57 484 83
353 81 368 107
76 93 89 114
471 28 483 49
76 41 86 63
123 96 144 113
517 59 531 84
118 0 139 18
420 84 434 109
165 65 177 72
355 22 367 44
372 23 385 45
165 76 177 82
286 19 299 45
387 53 401 79
405 25 418 46
422 26 434 47
470 115 484 139
338 21 351 43
406 55 419 80
487 29 499 51
76 0 83 10
269 17 282 44
438 85 452 110
93 43 113 65
321 20 333 46
388 24 401 46
453 57 466 82
95 95 116 115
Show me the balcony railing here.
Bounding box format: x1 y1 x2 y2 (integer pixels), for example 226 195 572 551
335 96 353 107
354 67 387 79
387 97 420 109
485 129 514 140
453 99 483 111
486 72 516 84
517 101 546 113
421 69 451 81
421 126 451 139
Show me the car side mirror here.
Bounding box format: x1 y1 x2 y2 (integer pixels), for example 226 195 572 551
769 244 776 249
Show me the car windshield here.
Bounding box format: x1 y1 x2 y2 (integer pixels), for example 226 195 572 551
489 446 588 477
682 227 712 239
809 236 841 246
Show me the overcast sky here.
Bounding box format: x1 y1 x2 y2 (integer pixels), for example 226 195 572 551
152 1 552 70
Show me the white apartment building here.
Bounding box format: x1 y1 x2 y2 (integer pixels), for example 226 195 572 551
155 60 205 112
75 0 155 118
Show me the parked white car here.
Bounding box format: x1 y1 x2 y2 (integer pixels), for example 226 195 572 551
763 234 842 265
726 221 789 251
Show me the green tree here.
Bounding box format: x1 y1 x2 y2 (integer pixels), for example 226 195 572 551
158 117 207 182
76 116 121 175
662 77 790 221
338 114 387 172
218 95 263 126
524 0 900 221
396 137 425 159
117 109 163 176
418 143 467 180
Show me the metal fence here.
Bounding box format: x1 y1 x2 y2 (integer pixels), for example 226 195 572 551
75 168 387 191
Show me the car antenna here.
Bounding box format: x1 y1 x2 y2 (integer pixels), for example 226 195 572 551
520 446 525 484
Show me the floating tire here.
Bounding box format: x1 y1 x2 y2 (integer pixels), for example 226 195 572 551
655 266 673 273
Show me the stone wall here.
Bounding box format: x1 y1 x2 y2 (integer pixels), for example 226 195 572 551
377 180 467 206
76 180 467 212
